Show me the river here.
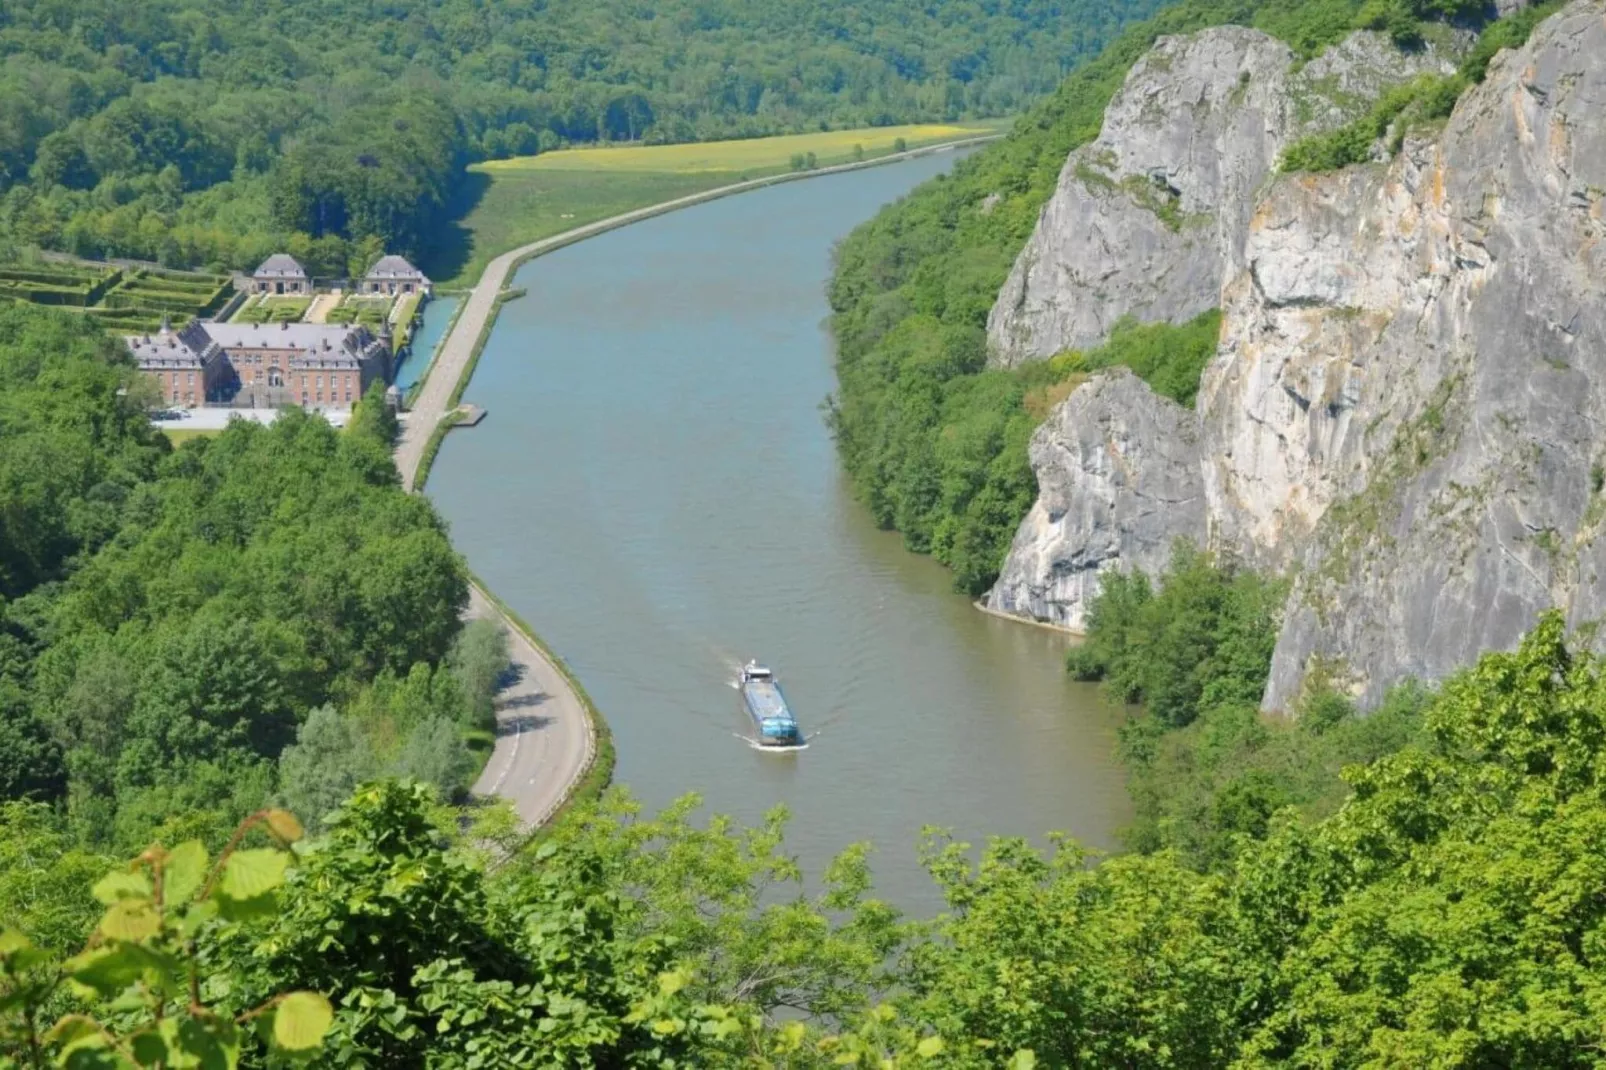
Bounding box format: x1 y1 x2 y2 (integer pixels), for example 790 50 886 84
426 151 1129 910
395 294 461 394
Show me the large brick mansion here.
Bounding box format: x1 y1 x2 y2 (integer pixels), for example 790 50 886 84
130 252 423 410
128 319 390 410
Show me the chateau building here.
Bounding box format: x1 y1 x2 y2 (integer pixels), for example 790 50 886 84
360 255 430 296
250 254 310 295
127 319 390 410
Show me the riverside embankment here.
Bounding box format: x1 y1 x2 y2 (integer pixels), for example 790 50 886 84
397 136 1001 832
424 149 1130 909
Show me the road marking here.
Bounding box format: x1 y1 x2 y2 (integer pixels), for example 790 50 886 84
487 712 522 794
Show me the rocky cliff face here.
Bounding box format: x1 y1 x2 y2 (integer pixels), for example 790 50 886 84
985 27 1460 367
987 0 1606 711
985 370 1205 630
1248 0 1606 708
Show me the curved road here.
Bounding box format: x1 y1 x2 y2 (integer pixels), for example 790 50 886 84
398 136 997 826
465 583 594 825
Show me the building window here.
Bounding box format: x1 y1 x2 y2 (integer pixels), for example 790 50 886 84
301 393 308 405
187 372 194 386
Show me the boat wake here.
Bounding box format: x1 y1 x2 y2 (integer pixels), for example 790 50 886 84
732 731 813 753
735 732 809 748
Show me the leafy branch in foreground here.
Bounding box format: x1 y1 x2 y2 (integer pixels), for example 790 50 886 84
0 808 332 1068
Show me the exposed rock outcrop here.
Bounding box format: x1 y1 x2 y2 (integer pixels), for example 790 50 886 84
1243 0 1606 708
988 0 1606 712
985 370 1206 630
986 28 1460 366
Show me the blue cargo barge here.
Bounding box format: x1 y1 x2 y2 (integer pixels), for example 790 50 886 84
738 661 804 748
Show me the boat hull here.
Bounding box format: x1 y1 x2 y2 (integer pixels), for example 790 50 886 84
738 675 803 746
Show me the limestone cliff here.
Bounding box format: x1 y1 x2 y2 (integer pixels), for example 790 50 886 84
985 370 1205 630
1243 0 1606 708
987 0 1606 712
986 27 1459 366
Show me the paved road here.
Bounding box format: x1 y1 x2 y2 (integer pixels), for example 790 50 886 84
466 584 595 825
400 135 997 825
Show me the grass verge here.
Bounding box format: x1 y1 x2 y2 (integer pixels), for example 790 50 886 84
412 409 464 491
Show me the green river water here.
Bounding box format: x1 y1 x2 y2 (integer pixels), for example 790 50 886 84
425 151 1129 909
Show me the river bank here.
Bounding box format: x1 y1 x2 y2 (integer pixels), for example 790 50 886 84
402 132 1005 833
398 132 1002 493
423 149 1128 908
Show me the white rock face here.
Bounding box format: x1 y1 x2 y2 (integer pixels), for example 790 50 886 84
986 28 1459 366
1246 0 1606 708
986 1 1606 711
985 370 1206 631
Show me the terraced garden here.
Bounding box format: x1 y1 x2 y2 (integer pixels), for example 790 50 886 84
0 261 233 333
232 294 313 324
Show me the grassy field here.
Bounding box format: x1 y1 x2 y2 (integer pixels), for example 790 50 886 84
425 121 1005 289
161 428 220 444
483 122 1002 174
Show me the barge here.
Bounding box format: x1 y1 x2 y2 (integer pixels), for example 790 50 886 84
737 660 804 748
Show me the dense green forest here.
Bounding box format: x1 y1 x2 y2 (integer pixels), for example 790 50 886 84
826 0 1544 596
0 0 1170 275
0 304 505 850
5 613 1605 1066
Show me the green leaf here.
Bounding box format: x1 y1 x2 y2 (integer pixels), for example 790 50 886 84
131 1030 171 1066
1007 1050 1038 1069
214 892 276 924
0 928 47 973
92 869 153 906
272 991 333 1052
68 945 178 997
175 897 219 938
917 1036 946 1058
176 1015 241 1070
45 1015 106 1052
164 840 208 905
98 899 160 942
219 849 289 901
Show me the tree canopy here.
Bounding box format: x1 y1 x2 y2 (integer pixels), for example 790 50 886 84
6 616 1606 1066
0 0 1173 274
0 303 503 851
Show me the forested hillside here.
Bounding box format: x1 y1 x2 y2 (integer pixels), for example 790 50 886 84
5 616 1605 1065
0 305 505 851
0 0 1167 273
826 0 1550 595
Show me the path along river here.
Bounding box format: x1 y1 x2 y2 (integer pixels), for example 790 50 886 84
425 151 1128 910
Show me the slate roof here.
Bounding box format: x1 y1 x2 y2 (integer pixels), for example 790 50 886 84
126 322 385 371
125 322 209 368
252 254 308 279
200 322 384 368
364 254 428 281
